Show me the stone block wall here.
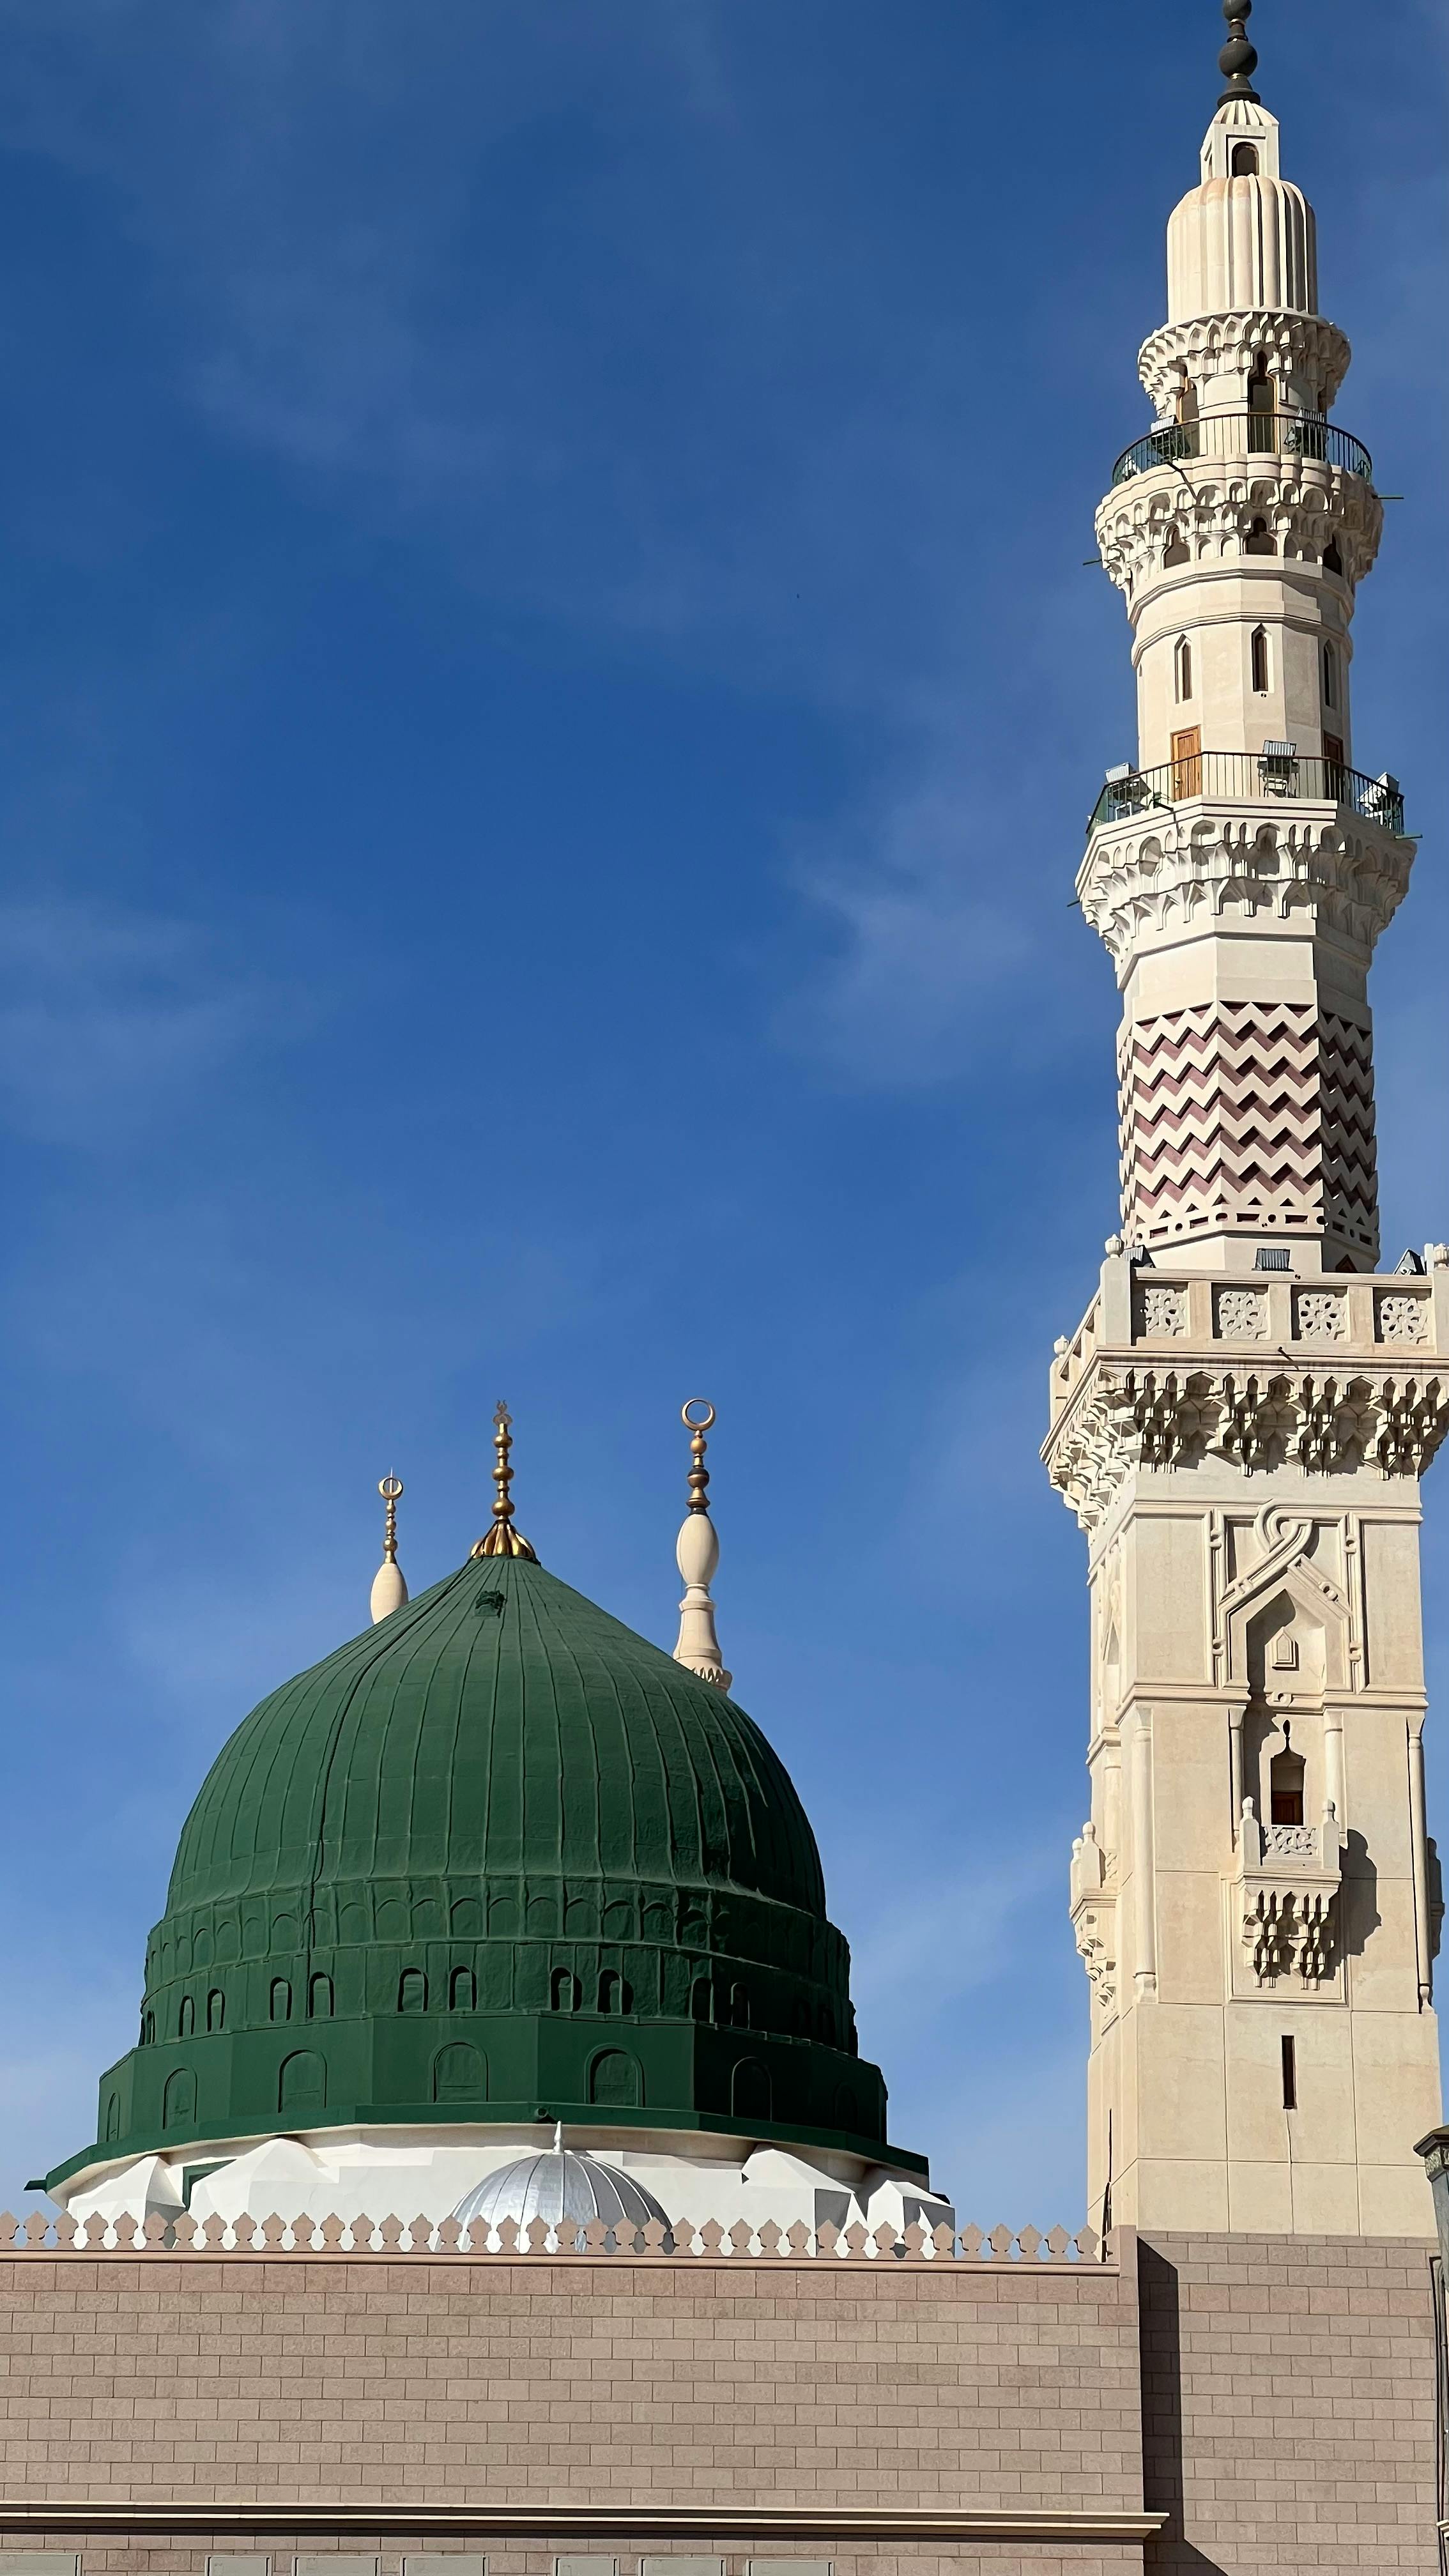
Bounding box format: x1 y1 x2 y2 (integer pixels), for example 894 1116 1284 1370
1138 2231 1440 2571
0 2239 1148 2576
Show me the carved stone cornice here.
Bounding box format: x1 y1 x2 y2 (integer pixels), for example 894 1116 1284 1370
1043 1353 1449 1533
1094 463 1382 599
1137 310 1352 413
1078 808 1413 974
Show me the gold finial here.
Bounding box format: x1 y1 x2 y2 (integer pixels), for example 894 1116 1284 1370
471 1399 538 1561
682 1398 715 1514
379 1474 403 1563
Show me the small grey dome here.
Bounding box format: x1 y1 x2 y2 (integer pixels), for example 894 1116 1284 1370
454 2145 672 2243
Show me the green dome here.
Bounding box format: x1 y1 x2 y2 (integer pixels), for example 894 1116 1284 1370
57 1551 906 2186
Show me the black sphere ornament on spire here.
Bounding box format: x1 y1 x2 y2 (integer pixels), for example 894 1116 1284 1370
1218 0 1261 105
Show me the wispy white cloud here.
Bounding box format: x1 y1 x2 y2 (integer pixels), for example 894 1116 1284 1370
0 901 274 1148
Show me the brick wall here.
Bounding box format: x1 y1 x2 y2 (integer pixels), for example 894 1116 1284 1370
1138 2232 1440 2573
0 2245 1147 2576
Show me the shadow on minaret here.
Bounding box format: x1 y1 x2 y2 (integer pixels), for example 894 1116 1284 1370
1138 2241 1225 2572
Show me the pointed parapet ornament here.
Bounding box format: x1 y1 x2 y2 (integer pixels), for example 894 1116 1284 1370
471 1399 538 1561
369 1474 409 1623
673 1399 732 1690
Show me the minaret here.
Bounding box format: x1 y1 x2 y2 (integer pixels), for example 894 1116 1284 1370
1045 4 1448 2241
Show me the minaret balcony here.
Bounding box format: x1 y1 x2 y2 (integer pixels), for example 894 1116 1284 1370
1087 749 1404 836
1110 411 1372 489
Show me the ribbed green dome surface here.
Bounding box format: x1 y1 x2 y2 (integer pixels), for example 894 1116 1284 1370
59 1552 901 2186
169 1551 827 1922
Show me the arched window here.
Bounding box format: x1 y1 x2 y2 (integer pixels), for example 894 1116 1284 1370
731 2059 772 2122
1230 141 1259 175
588 2048 643 2109
141 2010 155 2046
206 1989 226 2034
1174 635 1193 702
104 2093 121 2142
730 1981 751 2028
1245 516 1275 556
178 1995 194 2039
309 1972 333 2020
689 1977 712 2024
551 1966 579 2013
162 2068 196 2131
1248 353 1275 452
397 1968 427 2015
270 1977 292 2024
278 2049 326 2115
1323 539 1344 577
1251 625 1270 693
449 1965 476 2013
1322 641 1338 707
598 1970 632 2016
1270 1748 1306 1828
433 2041 486 2104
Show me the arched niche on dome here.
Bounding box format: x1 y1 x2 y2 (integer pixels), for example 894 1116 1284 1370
162 2067 195 2132
433 2041 487 2105
731 2058 771 2122
588 2048 643 2110
278 2050 326 2116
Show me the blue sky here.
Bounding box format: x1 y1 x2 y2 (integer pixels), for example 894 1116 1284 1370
1 0 1446 2220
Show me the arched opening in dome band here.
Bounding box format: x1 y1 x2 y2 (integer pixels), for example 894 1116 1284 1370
1230 141 1259 175
278 2050 326 2115
162 2068 195 2131
398 1968 427 2014
434 2041 487 2104
588 2049 643 2109
206 1989 225 2033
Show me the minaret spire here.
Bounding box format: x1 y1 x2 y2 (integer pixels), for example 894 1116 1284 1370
672 1400 731 1690
369 1474 409 1622
471 1400 538 1561
1218 0 1260 105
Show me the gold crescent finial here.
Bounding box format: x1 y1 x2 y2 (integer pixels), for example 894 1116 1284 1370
682 1399 715 1514
378 1474 403 1565
470 1399 538 1561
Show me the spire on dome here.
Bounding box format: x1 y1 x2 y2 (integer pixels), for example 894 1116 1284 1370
471 1399 538 1561
369 1473 409 1623
1218 0 1261 105
672 1400 731 1690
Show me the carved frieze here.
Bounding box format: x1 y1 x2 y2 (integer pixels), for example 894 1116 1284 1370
1093 461 1383 599
1079 811 1413 976
1137 310 1352 415
1044 1356 1449 1531
1232 1798 1344 1988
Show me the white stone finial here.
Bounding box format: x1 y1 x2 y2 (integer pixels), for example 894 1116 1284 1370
673 1400 732 1691
370 1474 409 1623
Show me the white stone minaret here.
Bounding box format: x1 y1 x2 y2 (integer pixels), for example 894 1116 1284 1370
1044 4 1448 2241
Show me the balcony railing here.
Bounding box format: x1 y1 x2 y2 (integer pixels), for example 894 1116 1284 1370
1110 410 1373 487
1089 749 1406 834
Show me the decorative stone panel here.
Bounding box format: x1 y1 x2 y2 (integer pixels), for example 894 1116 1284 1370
1294 1287 1348 1340
1215 1285 1268 1340
1135 1282 1187 1338
1378 1290 1429 1345
1117 1000 1377 1260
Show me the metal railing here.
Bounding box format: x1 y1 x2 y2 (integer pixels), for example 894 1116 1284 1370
1089 749 1405 834
1110 410 1373 487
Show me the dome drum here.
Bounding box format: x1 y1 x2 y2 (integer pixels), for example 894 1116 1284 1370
66 2009 893 2196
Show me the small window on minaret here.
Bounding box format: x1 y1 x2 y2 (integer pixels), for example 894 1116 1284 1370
1281 2035 1297 2111
1324 539 1344 577
1231 142 1260 176
1174 636 1193 702
1248 355 1275 454
1270 1749 1305 1827
1322 642 1338 707
1245 516 1275 555
1251 626 1269 693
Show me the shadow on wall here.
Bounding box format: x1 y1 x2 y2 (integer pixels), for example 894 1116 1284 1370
1138 2241 1224 2575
